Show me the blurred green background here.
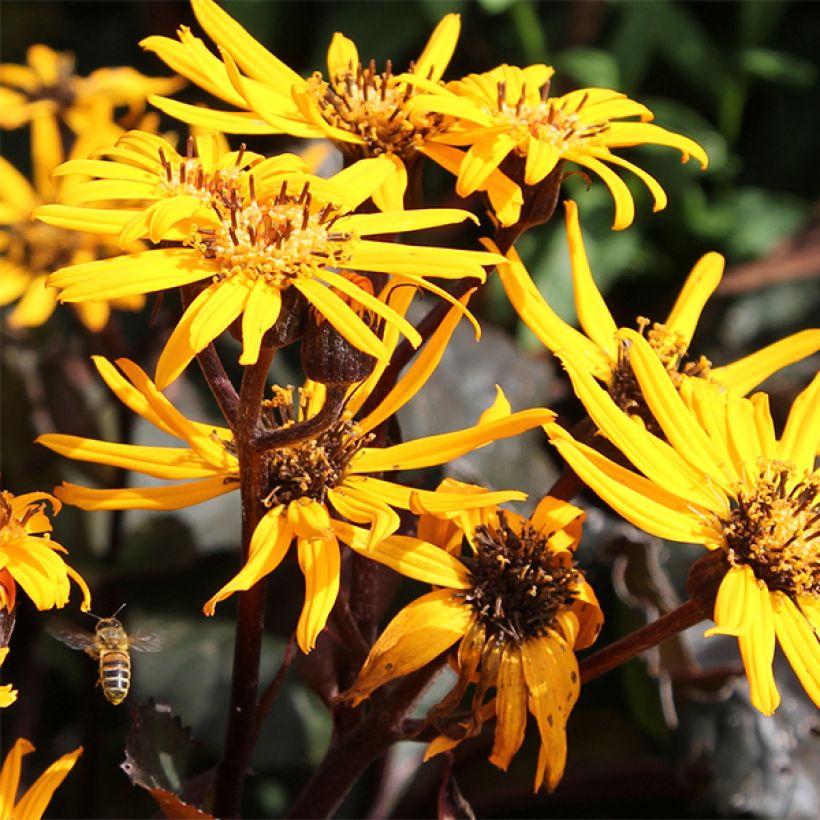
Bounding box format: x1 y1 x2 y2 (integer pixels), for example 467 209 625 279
1 1 818 817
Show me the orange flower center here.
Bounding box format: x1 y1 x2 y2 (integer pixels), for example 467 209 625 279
720 461 820 598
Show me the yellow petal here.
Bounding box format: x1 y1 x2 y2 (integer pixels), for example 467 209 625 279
664 252 724 344
0 738 35 813
564 200 619 359
54 477 237 511
489 643 527 770
524 136 561 186
147 95 277 134
296 535 341 652
0 155 38 214
326 32 359 79
603 121 709 169
704 565 760 637
414 13 460 84
204 507 293 615
350 240 497 280
6 274 57 328
456 130 519 196
13 746 82 819
33 204 137 235
238 278 281 365
288 498 332 539
712 329 820 396
346 590 472 704
776 370 820 471
737 590 779 715
31 113 63 199
344 207 478 236
771 592 820 709
353 407 554 473
327 486 401 551
564 150 635 230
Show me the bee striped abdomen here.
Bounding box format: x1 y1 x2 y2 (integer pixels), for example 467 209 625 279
100 650 130 705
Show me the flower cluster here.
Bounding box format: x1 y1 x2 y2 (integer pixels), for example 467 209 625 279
2 0 817 814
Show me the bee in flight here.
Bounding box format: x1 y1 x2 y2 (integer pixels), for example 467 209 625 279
48 605 161 705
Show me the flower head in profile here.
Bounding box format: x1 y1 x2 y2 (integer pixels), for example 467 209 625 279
0 490 91 613
0 739 82 820
0 43 181 133
492 200 820 431
547 331 820 715
0 126 146 332
344 480 602 792
37 129 501 387
38 297 554 652
141 0 462 208
408 65 707 228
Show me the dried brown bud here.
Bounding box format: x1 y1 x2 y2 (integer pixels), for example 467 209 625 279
301 316 377 385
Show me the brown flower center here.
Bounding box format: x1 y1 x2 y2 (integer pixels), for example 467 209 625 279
308 59 450 159
719 461 820 598
460 512 580 643
257 387 368 506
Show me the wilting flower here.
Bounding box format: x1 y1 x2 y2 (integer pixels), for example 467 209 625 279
0 490 91 613
0 42 180 133
38 296 554 651
407 64 707 228
0 649 17 708
142 0 462 209
491 200 820 430
0 126 146 332
37 129 501 387
547 330 820 715
344 481 602 791
0 738 82 820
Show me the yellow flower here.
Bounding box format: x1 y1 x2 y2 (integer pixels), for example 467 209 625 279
0 490 91 613
547 330 820 715
0 648 17 708
407 64 707 228
0 127 146 332
0 738 82 820
492 200 820 426
344 481 602 792
37 129 501 387
141 0 462 209
0 42 181 133
37 297 554 652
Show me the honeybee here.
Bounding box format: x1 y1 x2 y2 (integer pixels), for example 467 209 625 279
48 606 161 705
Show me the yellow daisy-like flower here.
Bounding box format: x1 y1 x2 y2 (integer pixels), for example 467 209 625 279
0 128 146 332
0 648 17 708
38 296 554 652
547 330 820 715
141 0 462 209
405 64 707 228
344 481 602 792
0 42 181 133
492 200 820 426
0 738 82 820
0 490 91 613
37 129 501 387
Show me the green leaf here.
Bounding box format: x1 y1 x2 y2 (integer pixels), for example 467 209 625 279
740 48 817 87
556 47 621 89
477 0 518 13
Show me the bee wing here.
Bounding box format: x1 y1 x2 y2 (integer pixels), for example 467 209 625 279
46 618 99 656
128 631 163 652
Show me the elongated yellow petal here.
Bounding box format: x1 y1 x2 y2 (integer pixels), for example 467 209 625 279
563 200 619 359
296 535 340 652
48 249 208 302
343 207 478 236
192 0 305 88
737 591 779 715
347 590 472 704
664 253 724 344
36 435 217 480
410 487 527 515
204 507 292 615
294 277 388 361
288 498 332 539
564 151 634 230
0 155 38 214
548 427 708 542
12 746 82 820
327 486 400 551
332 519 470 588
351 240 497 279
353 407 554 473
59 178 156 206
148 95 277 134
0 738 35 813
772 592 820 708
456 130 519 196
54 477 237 511
6 275 57 329
31 112 62 199
705 565 759 637
414 13 460 84
584 147 668 213
34 204 137 235
603 121 708 169
489 644 527 770
524 135 561 186
238 278 281 365
326 32 359 80
776 370 820 471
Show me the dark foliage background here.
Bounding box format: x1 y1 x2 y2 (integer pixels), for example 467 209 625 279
1 1 818 817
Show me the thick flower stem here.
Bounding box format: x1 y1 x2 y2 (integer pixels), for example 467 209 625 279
213 348 275 818
579 598 705 684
